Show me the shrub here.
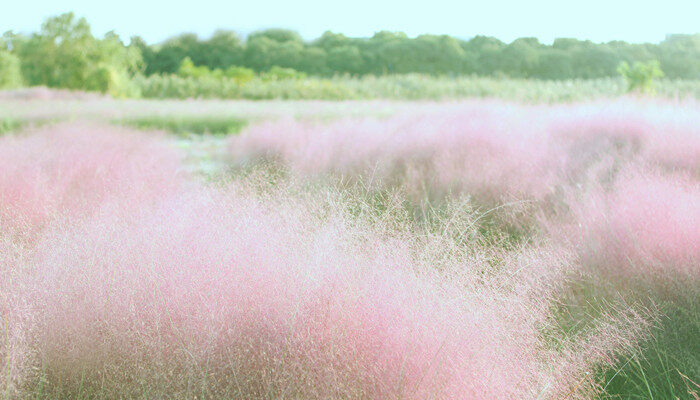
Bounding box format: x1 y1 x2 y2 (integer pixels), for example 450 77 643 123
229 105 561 209
0 50 23 89
230 99 700 203
618 60 665 94
12 13 142 94
261 66 307 81
177 56 214 79
223 66 255 84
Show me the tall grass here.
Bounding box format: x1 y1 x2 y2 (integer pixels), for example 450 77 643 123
0 121 646 399
1 97 698 399
229 98 700 398
229 98 700 211
0 122 183 238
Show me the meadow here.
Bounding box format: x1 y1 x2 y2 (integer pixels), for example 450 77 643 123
131 75 700 102
0 92 698 399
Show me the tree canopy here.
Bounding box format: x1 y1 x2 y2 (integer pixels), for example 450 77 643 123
2 13 699 93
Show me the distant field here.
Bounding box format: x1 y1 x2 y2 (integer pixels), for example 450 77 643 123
133 74 700 101
5 74 700 103
0 96 405 122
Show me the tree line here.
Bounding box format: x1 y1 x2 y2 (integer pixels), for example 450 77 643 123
1 13 699 94
135 28 700 80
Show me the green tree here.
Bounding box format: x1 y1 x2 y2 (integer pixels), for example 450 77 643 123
13 12 141 95
18 15 698 82
0 50 23 88
500 38 541 77
327 46 364 75
534 49 573 79
656 34 700 79
148 33 200 74
571 43 620 78
461 36 506 76
618 60 665 93
200 30 243 69
314 31 351 51
177 57 211 78
247 29 302 44
244 36 304 71
296 47 327 75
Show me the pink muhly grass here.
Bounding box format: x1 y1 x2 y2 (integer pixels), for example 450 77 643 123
548 99 700 178
0 237 34 399
0 121 183 237
564 167 699 283
1 119 647 399
230 103 561 205
9 181 628 399
230 99 700 206
20 188 539 398
0 121 184 396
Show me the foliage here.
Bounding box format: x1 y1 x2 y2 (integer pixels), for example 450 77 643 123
135 27 700 80
4 13 700 95
176 57 293 84
0 50 23 89
0 117 55 135
177 56 212 78
618 60 665 93
0 118 24 134
223 66 255 84
6 13 142 95
260 66 307 81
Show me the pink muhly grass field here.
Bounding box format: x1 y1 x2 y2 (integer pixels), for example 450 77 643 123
0 120 642 399
546 99 700 176
229 98 700 205
230 103 561 204
20 189 548 398
15 183 633 399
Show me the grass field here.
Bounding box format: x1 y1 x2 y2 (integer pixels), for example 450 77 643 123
0 92 698 399
133 74 700 101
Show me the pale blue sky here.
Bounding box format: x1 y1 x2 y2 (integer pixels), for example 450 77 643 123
2 0 698 44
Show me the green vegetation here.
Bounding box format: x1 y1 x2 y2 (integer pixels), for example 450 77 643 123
133 29 700 80
0 117 55 134
0 118 25 134
553 280 700 400
116 115 247 135
133 74 700 101
2 13 141 96
600 300 699 399
176 58 305 82
0 50 23 89
618 60 665 94
1 13 699 97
